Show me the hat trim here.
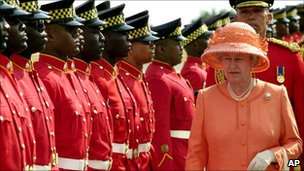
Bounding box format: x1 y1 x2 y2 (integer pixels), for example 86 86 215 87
169 26 182 37
222 17 230 26
5 0 18 7
49 7 74 20
274 12 287 20
287 9 299 18
202 42 269 73
103 14 124 29
183 24 208 46
78 8 98 21
209 19 222 29
128 26 151 40
19 0 38 12
236 1 270 9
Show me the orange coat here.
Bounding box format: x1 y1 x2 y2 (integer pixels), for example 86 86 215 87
186 79 302 171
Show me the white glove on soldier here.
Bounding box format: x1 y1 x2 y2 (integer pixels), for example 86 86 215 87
247 150 276 171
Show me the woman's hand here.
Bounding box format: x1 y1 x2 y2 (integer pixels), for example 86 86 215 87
247 150 276 171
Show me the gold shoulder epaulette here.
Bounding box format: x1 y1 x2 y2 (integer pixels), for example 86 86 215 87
269 38 300 53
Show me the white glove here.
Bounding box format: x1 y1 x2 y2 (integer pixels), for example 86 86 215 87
247 150 276 171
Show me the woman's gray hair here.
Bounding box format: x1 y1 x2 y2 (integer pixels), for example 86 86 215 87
250 55 259 66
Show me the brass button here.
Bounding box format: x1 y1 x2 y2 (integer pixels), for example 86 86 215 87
31 107 37 113
46 101 50 108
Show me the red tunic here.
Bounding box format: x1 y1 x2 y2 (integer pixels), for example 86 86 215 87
90 59 140 171
0 53 27 170
145 60 195 171
35 54 88 170
116 60 155 171
72 58 113 170
11 54 56 167
181 56 207 96
0 54 36 168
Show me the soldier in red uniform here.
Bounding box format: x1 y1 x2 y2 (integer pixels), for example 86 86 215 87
272 8 290 40
7 1 58 169
115 12 159 171
2 0 38 169
207 0 304 163
181 18 211 97
284 6 304 44
0 2 32 170
92 3 141 171
36 0 89 170
298 3 304 35
73 1 113 170
145 18 195 171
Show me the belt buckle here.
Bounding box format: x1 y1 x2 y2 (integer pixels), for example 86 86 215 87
24 165 33 171
51 152 58 166
133 148 139 158
124 144 129 154
107 160 113 171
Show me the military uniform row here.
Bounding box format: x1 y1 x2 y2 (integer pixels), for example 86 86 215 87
2 0 304 171
0 0 195 170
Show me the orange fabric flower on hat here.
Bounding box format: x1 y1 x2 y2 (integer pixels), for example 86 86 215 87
202 22 269 73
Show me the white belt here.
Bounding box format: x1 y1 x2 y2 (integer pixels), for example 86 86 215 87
126 148 139 159
112 142 151 159
112 143 128 154
88 160 112 170
138 142 151 153
33 164 51 171
170 130 190 139
58 157 86 170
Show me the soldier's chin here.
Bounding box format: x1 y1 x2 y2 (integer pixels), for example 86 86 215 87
71 48 80 57
0 42 7 52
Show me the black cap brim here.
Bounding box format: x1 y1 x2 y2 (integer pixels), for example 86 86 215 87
75 16 86 23
289 16 301 21
51 18 83 27
112 23 134 32
84 18 106 27
64 19 84 27
10 8 31 17
138 34 159 42
151 30 158 35
0 2 15 11
175 35 187 41
277 18 290 23
26 10 50 20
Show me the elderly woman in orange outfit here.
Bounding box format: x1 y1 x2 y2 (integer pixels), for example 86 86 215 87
185 22 302 171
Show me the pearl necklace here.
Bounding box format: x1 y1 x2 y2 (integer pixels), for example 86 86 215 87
227 78 257 101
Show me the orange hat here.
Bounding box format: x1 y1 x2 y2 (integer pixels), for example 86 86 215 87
201 22 269 73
